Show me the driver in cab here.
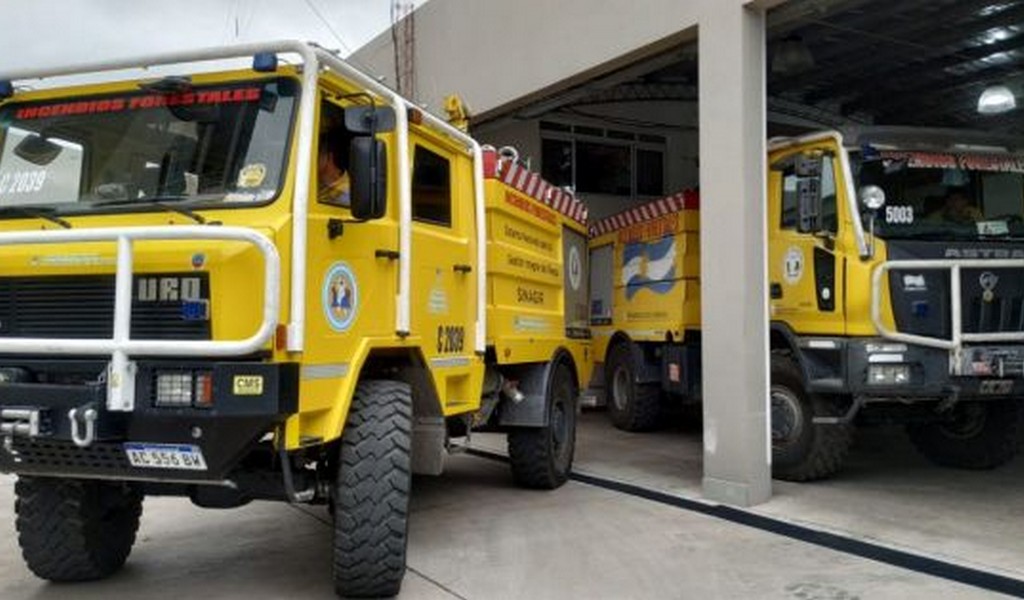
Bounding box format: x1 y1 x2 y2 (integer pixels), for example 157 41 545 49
926 187 982 224
317 126 351 207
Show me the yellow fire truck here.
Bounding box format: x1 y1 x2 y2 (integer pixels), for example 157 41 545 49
591 128 1024 482
0 42 590 597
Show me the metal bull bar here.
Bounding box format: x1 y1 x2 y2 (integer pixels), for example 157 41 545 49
871 258 1024 374
0 226 281 412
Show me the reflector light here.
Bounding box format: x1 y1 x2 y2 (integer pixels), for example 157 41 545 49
275 324 288 351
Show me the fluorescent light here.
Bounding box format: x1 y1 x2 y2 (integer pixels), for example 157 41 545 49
978 84 1016 115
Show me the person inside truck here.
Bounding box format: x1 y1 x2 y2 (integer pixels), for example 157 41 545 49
317 125 351 207
938 187 982 224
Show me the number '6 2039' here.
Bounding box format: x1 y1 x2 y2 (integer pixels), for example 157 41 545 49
437 325 465 354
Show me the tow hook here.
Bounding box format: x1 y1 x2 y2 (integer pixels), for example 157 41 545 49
68 406 98 448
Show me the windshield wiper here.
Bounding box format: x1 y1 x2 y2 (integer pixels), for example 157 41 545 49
0 206 72 229
91 197 212 225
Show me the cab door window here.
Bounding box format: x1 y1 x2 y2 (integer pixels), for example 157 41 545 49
411 145 452 226
780 155 838 234
316 100 353 208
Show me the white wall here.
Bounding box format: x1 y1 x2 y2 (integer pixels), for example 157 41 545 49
350 0 767 120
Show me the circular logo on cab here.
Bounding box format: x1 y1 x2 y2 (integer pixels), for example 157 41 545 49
323 262 358 332
783 246 804 285
568 245 583 291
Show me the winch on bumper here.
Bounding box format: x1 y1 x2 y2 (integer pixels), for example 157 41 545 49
0 361 297 482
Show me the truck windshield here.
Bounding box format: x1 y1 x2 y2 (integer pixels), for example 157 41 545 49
0 77 297 214
852 149 1024 240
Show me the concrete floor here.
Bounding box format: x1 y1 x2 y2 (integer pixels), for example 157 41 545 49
550 411 1024 582
0 448 1015 599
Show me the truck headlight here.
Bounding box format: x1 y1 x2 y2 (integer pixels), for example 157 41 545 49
154 371 214 408
867 364 910 385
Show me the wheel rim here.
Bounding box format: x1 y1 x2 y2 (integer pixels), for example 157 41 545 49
611 365 630 412
551 398 567 451
938 403 987 439
771 385 804 447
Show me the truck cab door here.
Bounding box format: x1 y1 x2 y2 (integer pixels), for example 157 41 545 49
409 139 478 413
769 150 846 335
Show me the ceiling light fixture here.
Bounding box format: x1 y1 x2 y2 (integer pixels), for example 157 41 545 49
977 84 1016 115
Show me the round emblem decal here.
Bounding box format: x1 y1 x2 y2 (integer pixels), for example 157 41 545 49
323 262 358 332
568 245 583 291
783 247 804 285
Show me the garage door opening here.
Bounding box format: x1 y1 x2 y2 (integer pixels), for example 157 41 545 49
471 0 1024 582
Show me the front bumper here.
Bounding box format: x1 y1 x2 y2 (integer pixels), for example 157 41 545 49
800 337 1024 399
0 361 297 482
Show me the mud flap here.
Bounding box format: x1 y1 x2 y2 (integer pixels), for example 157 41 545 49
497 360 560 428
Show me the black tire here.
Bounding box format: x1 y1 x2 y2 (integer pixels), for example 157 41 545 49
508 362 578 489
907 399 1024 470
15 477 143 582
771 351 853 482
605 342 661 432
333 380 412 599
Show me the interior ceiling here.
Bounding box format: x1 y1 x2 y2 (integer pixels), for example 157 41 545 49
530 0 1024 137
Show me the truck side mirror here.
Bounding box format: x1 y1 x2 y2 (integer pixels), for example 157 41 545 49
795 154 823 234
345 106 396 134
349 137 387 220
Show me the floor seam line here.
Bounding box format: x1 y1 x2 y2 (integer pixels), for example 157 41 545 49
407 565 472 600
286 503 470 598
466 447 1024 599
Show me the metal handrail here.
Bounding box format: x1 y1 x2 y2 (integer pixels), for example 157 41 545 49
870 259 1024 372
0 226 281 411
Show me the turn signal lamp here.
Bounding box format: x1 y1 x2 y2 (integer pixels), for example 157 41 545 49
194 372 214 408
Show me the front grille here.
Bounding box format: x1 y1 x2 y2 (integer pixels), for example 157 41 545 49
962 268 1024 336
966 296 1024 334
0 274 210 340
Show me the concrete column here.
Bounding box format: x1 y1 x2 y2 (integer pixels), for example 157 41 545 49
697 1 771 507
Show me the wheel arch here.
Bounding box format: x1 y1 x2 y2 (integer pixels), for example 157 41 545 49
770 322 812 384
358 347 441 420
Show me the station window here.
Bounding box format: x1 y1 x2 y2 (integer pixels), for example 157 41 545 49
411 145 452 226
539 120 665 199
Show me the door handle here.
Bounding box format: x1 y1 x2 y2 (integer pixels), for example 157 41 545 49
453 264 473 274
375 249 400 260
770 283 783 299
